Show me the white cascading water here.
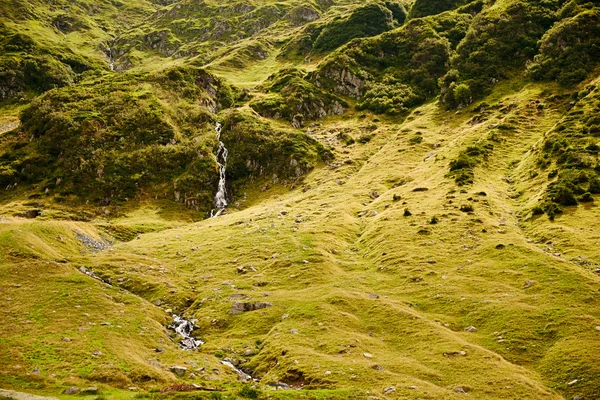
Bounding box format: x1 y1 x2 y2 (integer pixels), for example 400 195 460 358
170 315 204 350
211 122 228 218
220 360 256 383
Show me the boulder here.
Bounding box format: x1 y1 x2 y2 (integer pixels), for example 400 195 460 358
169 366 187 377
229 301 273 315
62 387 79 395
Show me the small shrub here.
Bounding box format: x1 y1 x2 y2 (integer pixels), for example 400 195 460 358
532 205 544 216
238 386 260 399
579 192 594 202
409 135 423 145
453 83 472 107
404 208 412 216
460 204 474 212
357 133 374 144
429 216 439 224
551 184 578 206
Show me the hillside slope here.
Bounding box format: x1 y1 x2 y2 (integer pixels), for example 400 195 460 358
1 0 600 399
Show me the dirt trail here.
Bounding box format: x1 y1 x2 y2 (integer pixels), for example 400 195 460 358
0 121 19 135
0 389 58 400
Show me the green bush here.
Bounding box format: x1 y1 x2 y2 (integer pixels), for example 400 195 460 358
549 183 578 206
409 0 470 19
221 110 332 184
313 15 461 111
250 69 347 126
357 79 422 115
448 142 492 184
238 386 260 399
454 0 559 96
0 67 237 208
453 83 472 107
529 9 600 85
313 4 396 52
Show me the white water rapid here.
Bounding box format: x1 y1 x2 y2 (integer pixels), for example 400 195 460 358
211 122 228 218
170 315 204 350
220 360 257 383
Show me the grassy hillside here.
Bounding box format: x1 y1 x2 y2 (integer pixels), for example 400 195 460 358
1 0 600 399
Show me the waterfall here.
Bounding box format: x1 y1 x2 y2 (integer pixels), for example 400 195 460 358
108 48 115 71
211 122 228 218
107 38 117 71
220 360 257 383
169 315 204 350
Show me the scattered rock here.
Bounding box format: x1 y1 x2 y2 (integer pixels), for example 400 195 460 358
465 326 477 333
280 210 288 215
408 385 418 390
14 209 41 219
31 366 40 375
368 294 380 299
495 244 506 250
454 387 467 393
229 301 273 315
371 365 383 371
524 280 534 288
324 370 332 375
62 337 71 342
567 379 578 386
370 191 380 199
155 347 164 353
76 231 110 251
244 349 256 356
169 366 187 377
363 352 373 358
82 387 99 395
596 326 600 332
236 266 247 275
92 350 102 357
63 387 79 395
443 351 467 357
281 314 290 322
383 386 396 394
289 328 299 334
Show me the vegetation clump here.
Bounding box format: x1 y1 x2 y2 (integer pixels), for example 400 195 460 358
312 13 471 114
533 81 600 217
409 0 472 19
453 0 560 96
313 3 399 52
448 142 493 185
250 69 347 127
529 8 600 85
221 110 332 185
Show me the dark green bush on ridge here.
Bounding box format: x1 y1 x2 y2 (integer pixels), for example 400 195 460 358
221 110 332 184
313 13 470 114
453 0 560 96
529 9 600 85
313 3 397 52
533 80 600 217
448 142 493 185
250 68 347 126
409 0 472 19
312 2 409 52
0 67 236 208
